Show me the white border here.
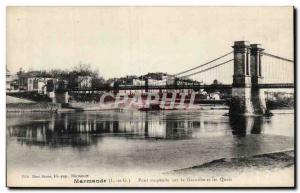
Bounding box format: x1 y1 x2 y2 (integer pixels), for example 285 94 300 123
0 0 299 6
0 1 298 192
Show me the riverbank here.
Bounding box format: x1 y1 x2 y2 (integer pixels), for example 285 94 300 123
6 95 34 104
6 94 229 112
6 103 62 112
166 150 294 187
6 96 77 112
67 101 229 111
170 149 294 173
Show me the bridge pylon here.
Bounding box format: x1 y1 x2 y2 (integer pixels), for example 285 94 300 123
230 41 267 115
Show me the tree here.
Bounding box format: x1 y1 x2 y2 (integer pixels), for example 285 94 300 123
50 69 69 80
51 63 106 90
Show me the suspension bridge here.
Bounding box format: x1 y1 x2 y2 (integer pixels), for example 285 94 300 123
59 41 294 115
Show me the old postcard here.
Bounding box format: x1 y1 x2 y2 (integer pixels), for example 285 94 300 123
6 6 295 187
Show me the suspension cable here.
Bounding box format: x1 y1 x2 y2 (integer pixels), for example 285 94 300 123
262 52 294 63
179 59 234 78
173 51 233 76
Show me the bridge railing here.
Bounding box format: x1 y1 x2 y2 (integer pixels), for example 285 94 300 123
65 83 294 92
66 84 234 92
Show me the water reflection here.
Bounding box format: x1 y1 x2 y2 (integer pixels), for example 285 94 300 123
7 120 99 148
7 110 292 148
229 115 263 137
7 112 200 148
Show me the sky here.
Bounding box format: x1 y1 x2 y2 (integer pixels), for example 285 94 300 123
6 6 294 84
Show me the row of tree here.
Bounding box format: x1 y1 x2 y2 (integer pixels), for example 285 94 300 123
47 64 227 93
50 64 106 90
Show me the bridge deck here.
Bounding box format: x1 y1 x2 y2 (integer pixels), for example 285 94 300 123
66 83 294 92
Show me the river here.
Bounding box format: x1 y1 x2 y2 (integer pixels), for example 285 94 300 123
6 107 294 186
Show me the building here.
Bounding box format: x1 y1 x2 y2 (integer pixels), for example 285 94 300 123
6 68 13 91
77 75 93 89
140 72 171 86
17 69 57 94
107 78 119 87
108 72 202 94
209 92 221 100
6 68 20 92
110 76 146 87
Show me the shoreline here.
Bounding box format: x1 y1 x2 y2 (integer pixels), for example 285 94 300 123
6 102 229 113
167 150 294 175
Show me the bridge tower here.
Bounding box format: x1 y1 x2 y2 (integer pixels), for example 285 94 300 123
230 41 267 115
250 44 267 114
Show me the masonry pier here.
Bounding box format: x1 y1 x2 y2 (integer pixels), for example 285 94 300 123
230 41 267 115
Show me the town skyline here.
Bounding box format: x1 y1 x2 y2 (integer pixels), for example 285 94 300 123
7 6 293 84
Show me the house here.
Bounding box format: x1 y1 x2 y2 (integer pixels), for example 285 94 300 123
107 78 118 87
122 76 143 86
6 68 16 92
131 78 145 86
140 72 171 86
209 92 221 100
77 75 92 89
17 69 57 94
110 76 146 87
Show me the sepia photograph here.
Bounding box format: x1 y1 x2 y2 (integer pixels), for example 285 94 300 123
6 6 295 187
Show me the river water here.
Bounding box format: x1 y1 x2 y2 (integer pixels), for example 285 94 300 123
6 107 294 182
